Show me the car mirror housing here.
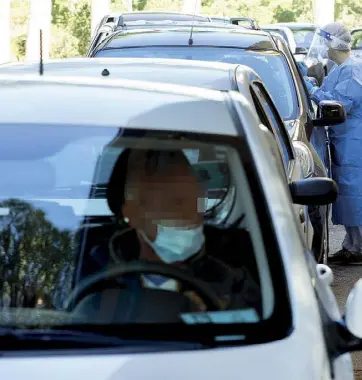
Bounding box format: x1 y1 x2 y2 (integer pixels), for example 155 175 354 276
289 177 338 206
316 264 333 286
313 100 346 127
295 47 308 55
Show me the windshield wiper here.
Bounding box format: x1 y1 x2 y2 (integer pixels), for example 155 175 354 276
0 327 126 349
0 326 208 351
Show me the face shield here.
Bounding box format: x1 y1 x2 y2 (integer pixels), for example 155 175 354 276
305 27 351 67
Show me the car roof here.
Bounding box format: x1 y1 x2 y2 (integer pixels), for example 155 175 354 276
118 20 242 30
0 75 238 136
275 22 317 29
121 11 210 22
260 24 293 33
0 58 240 90
100 27 276 50
101 12 211 24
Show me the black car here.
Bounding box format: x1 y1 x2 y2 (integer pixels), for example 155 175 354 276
88 12 212 55
88 25 339 263
208 16 260 30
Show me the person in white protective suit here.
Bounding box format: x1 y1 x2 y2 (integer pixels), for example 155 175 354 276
304 23 362 264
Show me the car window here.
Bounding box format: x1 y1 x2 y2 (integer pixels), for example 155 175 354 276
352 30 362 50
265 29 289 43
95 46 298 121
0 123 291 340
291 28 316 49
251 83 293 171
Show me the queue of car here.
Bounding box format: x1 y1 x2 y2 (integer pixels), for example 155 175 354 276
1 10 362 380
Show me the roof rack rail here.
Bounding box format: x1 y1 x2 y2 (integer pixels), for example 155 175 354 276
228 17 259 30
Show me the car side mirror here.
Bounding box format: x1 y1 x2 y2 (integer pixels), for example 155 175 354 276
345 279 362 339
295 47 308 55
313 100 346 127
289 177 338 205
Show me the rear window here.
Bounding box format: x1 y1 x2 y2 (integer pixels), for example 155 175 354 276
95 46 297 121
291 28 316 49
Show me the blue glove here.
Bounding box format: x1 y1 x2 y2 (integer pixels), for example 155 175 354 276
303 76 315 92
297 62 308 76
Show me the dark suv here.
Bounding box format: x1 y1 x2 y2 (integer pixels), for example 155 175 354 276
89 12 212 55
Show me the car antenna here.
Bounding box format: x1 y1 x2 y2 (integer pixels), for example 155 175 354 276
188 0 198 46
39 29 44 76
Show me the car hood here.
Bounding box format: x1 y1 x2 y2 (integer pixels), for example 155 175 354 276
0 334 332 380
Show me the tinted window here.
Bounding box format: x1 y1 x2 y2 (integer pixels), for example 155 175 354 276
95 46 297 121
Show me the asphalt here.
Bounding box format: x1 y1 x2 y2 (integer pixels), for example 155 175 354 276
329 222 362 378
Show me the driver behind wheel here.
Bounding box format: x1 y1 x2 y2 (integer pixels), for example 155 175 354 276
121 150 205 293
90 149 260 313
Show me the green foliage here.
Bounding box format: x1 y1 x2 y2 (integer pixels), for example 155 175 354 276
51 0 72 27
273 6 297 22
0 199 73 307
69 0 91 57
10 0 30 60
7 0 362 63
50 26 80 58
11 34 27 61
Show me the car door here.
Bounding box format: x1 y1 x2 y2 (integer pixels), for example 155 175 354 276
249 80 313 247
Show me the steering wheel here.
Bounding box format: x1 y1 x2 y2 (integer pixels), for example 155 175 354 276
65 260 223 312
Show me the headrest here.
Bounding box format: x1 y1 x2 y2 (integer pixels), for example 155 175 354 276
106 149 131 216
0 160 55 193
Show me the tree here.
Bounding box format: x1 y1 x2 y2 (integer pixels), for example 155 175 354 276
8 0 362 60
273 5 297 22
0 199 73 308
10 0 30 61
70 0 92 57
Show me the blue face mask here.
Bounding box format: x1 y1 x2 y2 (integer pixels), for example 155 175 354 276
141 224 205 264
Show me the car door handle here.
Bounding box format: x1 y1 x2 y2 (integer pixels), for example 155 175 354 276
300 209 305 223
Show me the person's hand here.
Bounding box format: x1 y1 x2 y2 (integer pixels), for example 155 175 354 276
303 76 315 93
297 61 308 76
307 61 325 86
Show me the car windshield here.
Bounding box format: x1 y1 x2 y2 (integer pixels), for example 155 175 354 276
291 28 316 49
95 47 297 120
0 123 283 343
352 30 362 50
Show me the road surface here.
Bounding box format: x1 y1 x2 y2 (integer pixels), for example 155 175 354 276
329 223 362 379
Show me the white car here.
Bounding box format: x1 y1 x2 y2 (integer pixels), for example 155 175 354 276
260 24 297 55
0 75 359 379
275 22 318 61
